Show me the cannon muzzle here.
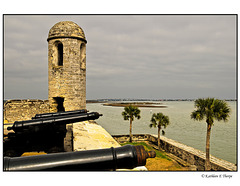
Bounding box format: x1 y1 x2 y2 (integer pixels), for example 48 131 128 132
4 145 156 171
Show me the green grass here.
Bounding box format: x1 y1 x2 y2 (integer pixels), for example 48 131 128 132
120 141 171 161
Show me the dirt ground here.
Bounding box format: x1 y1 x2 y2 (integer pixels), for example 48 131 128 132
146 157 189 171
120 141 191 171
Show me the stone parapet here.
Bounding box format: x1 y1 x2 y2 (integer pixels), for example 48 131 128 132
72 122 147 171
113 134 237 171
73 121 120 151
3 99 50 123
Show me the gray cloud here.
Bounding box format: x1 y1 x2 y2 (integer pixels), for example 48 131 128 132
4 15 236 100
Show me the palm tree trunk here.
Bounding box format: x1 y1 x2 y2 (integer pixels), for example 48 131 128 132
205 124 212 170
158 126 161 150
129 118 133 142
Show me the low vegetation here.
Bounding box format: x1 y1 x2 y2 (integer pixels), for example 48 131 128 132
120 142 188 171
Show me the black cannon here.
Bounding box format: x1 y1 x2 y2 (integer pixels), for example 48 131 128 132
4 111 102 157
8 112 102 134
32 109 88 119
4 145 156 171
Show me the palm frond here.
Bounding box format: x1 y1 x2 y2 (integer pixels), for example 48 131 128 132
191 98 231 125
122 105 141 121
149 112 170 129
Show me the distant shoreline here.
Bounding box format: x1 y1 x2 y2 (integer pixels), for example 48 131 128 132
103 102 168 108
86 99 237 104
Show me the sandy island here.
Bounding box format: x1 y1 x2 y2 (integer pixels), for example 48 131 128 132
103 102 167 108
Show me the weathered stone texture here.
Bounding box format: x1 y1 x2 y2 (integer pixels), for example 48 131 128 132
48 21 87 112
4 99 50 123
73 121 120 151
72 121 147 171
48 21 86 41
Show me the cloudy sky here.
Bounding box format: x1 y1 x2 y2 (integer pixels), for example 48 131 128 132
3 15 236 100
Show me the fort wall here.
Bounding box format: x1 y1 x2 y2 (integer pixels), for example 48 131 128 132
4 99 50 123
113 134 237 171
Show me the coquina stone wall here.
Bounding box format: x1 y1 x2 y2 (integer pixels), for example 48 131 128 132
113 134 237 171
47 21 87 112
4 99 50 123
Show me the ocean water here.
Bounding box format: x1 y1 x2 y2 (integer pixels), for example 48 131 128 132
87 101 237 164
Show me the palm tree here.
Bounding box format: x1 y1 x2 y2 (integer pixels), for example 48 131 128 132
122 105 141 142
191 98 230 170
149 112 170 150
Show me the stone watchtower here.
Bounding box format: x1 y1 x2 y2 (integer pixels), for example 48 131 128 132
47 21 87 112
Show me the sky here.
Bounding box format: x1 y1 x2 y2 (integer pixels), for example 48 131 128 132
3 15 237 100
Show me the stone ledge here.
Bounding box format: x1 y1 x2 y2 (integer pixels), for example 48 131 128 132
72 121 147 171
153 134 237 171
73 121 120 150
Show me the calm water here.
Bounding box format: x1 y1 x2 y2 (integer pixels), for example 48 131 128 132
87 101 237 164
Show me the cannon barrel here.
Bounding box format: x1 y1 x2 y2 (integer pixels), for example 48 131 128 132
4 145 156 171
32 109 88 119
7 112 102 133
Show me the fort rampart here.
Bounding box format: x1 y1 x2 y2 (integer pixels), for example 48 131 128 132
113 134 237 171
4 99 50 123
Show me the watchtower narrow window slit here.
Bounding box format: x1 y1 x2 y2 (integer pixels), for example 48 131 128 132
80 43 86 69
57 42 63 66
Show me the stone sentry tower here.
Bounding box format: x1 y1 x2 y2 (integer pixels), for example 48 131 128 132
47 21 87 112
